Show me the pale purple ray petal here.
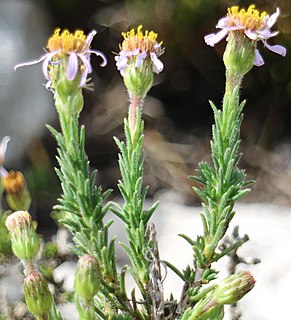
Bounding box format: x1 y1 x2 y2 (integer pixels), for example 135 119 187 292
244 29 260 40
79 69 89 87
227 25 245 31
257 29 279 39
264 41 287 56
14 53 49 71
136 51 147 68
0 136 10 163
254 49 264 66
263 13 270 24
0 167 8 178
129 48 140 56
150 52 163 73
88 50 107 67
204 29 229 47
42 53 58 79
86 30 97 46
115 53 128 71
67 52 78 80
267 8 280 28
216 17 229 29
78 54 92 73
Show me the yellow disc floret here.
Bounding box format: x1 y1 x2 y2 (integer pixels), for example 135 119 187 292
47 28 88 53
121 25 161 53
227 5 267 31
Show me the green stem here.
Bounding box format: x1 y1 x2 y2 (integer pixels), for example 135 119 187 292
184 65 251 317
114 94 158 318
129 94 143 135
225 70 243 97
52 86 135 318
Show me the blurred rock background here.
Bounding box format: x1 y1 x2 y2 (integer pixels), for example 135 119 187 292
1 0 290 228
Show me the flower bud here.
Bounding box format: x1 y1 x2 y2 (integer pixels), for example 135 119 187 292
213 271 255 305
24 271 53 317
5 211 40 260
74 255 100 301
3 171 31 211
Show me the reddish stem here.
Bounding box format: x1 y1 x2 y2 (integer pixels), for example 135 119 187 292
129 95 142 134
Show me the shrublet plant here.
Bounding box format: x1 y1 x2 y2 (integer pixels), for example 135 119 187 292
4 3 286 320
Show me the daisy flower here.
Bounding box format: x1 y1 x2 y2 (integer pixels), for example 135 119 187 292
115 25 164 76
14 28 107 87
204 5 286 66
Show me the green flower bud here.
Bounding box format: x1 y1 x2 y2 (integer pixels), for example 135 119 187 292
24 271 53 317
3 171 31 211
213 271 255 305
5 211 40 260
74 255 100 301
223 32 256 77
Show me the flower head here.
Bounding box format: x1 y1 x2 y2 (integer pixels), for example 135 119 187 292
3 170 26 194
5 210 32 232
5 210 40 260
14 28 107 87
74 255 100 300
3 171 31 211
24 271 53 317
213 271 255 305
204 5 286 66
115 25 164 76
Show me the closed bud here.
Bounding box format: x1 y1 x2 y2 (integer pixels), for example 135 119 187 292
24 271 53 317
74 255 100 301
213 271 255 305
3 171 31 211
5 211 40 260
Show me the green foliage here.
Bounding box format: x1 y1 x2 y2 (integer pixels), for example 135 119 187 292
188 87 253 267
113 104 159 316
0 211 11 258
49 88 141 318
43 241 59 259
10 17 262 318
